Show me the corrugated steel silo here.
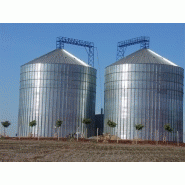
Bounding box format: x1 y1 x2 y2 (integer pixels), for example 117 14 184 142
104 49 184 142
18 49 96 137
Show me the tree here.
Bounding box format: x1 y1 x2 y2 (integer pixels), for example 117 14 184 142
82 118 92 138
1 121 11 137
107 120 117 128
56 119 63 140
135 124 144 144
164 124 173 144
29 120 36 137
107 120 117 139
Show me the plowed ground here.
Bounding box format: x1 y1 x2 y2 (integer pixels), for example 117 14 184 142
0 140 185 162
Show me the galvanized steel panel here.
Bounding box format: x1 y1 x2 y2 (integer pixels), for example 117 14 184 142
24 49 90 67
111 49 179 67
18 50 96 138
104 61 184 142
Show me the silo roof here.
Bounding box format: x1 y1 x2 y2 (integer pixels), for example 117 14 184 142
24 49 90 67
110 49 179 67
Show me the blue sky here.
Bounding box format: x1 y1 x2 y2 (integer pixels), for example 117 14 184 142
0 23 184 138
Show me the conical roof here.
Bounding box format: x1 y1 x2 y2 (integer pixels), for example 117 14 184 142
24 49 90 67
111 49 178 67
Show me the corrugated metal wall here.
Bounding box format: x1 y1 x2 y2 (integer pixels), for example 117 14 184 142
104 63 184 142
18 63 96 137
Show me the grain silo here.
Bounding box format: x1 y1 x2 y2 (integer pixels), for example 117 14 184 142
18 48 96 138
104 43 184 142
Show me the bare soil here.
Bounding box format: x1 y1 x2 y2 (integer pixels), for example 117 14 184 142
0 138 185 162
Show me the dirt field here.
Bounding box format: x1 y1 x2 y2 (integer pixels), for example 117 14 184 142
0 139 185 162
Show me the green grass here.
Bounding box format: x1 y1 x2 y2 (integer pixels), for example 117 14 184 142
0 140 185 162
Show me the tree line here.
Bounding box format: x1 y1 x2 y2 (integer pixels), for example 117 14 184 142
107 119 174 144
0 119 175 143
21 118 92 140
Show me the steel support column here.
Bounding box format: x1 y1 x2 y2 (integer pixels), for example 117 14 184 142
56 37 94 67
